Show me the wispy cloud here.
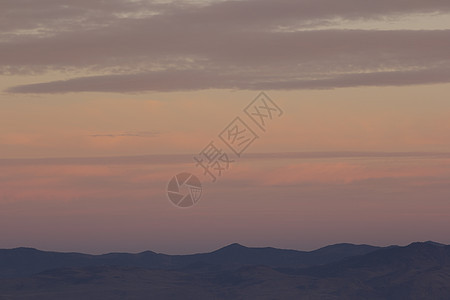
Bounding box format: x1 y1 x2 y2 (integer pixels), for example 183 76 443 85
2 151 450 166
1 150 450 253
2 0 450 93
89 131 160 138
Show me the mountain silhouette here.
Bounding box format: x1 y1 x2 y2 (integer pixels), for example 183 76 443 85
0 242 448 299
0 242 378 278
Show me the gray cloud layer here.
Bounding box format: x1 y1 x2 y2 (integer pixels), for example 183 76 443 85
2 0 450 93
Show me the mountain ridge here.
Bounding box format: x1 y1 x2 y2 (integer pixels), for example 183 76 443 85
0 242 448 299
0 242 383 278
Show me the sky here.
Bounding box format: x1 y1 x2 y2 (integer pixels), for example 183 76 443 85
1 0 450 254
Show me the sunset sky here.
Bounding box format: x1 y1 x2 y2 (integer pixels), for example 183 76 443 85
1 0 450 254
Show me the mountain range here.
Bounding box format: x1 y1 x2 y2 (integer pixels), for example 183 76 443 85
0 242 448 299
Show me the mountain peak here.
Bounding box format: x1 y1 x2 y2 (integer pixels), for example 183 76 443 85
224 243 246 249
214 243 247 252
11 247 40 252
407 241 446 249
423 241 445 246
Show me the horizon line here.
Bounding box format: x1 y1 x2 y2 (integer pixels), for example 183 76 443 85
1 240 447 256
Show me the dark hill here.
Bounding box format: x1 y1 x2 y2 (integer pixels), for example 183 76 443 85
0 243 379 278
0 242 448 299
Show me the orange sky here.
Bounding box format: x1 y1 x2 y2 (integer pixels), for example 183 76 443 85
1 0 450 253
1 85 450 158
